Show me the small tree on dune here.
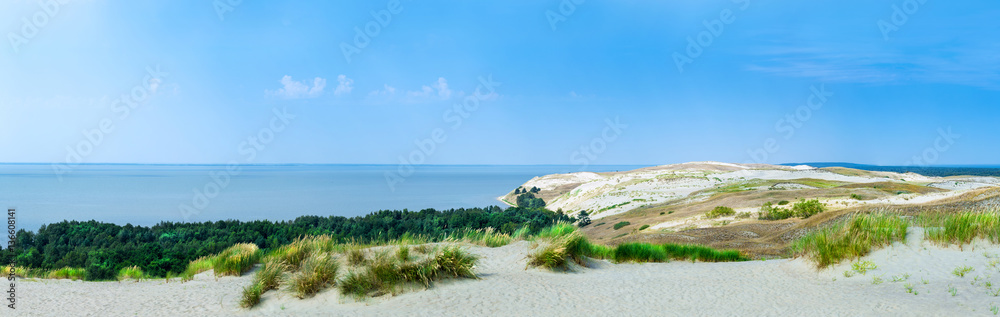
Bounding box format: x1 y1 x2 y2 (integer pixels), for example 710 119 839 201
577 210 592 227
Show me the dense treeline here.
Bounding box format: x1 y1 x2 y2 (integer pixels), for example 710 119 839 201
0 206 572 280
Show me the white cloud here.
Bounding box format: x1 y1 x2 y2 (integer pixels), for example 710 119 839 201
368 84 396 96
432 77 451 99
404 77 452 101
267 75 327 99
334 75 354 96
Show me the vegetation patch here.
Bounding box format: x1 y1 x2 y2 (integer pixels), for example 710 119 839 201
526 224 747 271
613 221 631 230
791 213 908 268
705 206 735 218
759 199 825 220
47 267 86 280
117 265 146 281
213 243 262 277
922 211 1000 246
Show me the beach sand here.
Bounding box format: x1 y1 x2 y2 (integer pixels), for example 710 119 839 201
17 231 1000 316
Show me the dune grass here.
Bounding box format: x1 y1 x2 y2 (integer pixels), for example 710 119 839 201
47 267 87 280
449 227 512 247
287 252 339 298
238 234 480 308
339 245 478 299
180 255 216 282
793 211 1000 268
922 211 1000 246
527 223 746 270
117 266 146 281
213 243 262 277
791 212 908 268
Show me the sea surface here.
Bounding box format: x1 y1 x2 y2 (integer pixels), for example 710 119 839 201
0 164 644 238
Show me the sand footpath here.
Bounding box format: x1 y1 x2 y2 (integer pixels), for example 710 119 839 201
17 234 1000 316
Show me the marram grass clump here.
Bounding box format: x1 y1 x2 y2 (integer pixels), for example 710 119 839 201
117 266 146 281
47 267 87 280
450 227 513 247
180 255 216 282
922 211 1000 246
791 212 908 268
338 246 479 299
527 223 746 270
287 252 340 298
214 243 262 277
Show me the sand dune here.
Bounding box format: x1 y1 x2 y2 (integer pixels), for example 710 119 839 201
18 233 1000 316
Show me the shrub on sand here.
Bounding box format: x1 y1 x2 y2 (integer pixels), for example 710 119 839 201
705 206 736 219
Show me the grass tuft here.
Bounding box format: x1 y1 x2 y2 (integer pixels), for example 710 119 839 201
117 266 145 281
47 267 86 280
923 211 1000 246
287 252 339 298
213 243 262 277
450 227 512 247
527 224 745 270
791 212 908 268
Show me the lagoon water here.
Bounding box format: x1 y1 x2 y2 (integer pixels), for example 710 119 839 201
0 164 643 238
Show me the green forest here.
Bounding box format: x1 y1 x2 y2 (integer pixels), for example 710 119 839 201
0 206 573 281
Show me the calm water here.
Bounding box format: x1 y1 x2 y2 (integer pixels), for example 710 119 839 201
0 164 643 237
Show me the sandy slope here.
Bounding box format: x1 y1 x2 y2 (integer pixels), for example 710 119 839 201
16 236 1000 316
501 162 1000 220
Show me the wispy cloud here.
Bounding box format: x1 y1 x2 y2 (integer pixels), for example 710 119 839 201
368 77 457 103
267 75 327 99
743 42 1000 89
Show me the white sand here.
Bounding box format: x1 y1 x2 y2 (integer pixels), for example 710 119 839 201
511 162 1000 220
17 237 1000 316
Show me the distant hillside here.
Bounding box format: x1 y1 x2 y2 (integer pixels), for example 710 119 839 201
782 162 1000 177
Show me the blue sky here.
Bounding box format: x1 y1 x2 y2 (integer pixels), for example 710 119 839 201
1 0 998 166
